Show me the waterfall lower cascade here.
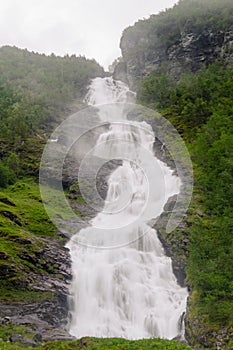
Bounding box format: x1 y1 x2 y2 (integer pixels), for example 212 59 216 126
66 77 188 340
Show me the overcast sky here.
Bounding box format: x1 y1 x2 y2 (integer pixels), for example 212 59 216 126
0 0 178 69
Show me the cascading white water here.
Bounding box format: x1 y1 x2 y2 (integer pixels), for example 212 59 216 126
66 77 188 340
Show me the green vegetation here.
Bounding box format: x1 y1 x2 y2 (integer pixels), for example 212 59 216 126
138 62 233 346
123 0 233 56
0 46 103 304
0 46 104 185
0 46 104 134
0 46 104 122
0 179 59 298
0 337 192 350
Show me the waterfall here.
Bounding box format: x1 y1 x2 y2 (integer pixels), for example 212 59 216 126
66 77 188 340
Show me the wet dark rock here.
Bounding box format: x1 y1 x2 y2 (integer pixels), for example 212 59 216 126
67 158 123 223
96 159 122 200
0 237 72 345
0 210 22 226
148 122 190 288
0 263 17 278
112 59 128 84
42 329 75 342
172 335 188 345
14 237 33 245
8 318 74 344
154 200 189 288
0 197 16 207
10 334 23 342
116 27 233 90
33 333 42 343
0 252 9 260
185 306 233 350
10 334 37 347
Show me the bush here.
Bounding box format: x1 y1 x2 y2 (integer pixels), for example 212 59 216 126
0 162 16 187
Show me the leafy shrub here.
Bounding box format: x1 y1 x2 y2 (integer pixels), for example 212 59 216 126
0 162 16 187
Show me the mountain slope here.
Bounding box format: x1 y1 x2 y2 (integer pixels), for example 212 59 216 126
0 47 105 344
116 1 233 349
115 0 233 89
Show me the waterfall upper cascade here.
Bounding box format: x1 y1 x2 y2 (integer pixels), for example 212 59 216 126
66 77 188 340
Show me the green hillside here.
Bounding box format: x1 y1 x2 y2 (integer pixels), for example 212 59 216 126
0 46 104 182
0 47 105 347
114 0 233 347
131 2 233 348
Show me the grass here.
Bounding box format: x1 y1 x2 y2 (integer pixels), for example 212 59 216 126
0 337 192 349
0 289 54 302
0 179 58 251
0 324 36 342
2 179 57 237
0 179 63 301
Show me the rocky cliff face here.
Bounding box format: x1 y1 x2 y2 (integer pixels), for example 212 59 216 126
114 4 233 349
0 237 73 346
115 27 233 89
